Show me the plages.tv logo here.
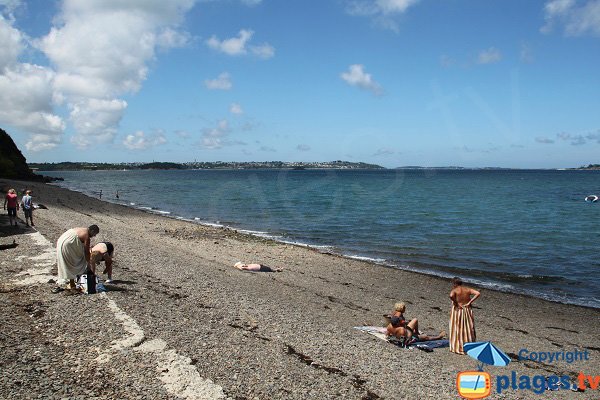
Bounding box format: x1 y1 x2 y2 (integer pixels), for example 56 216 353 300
457 371 491 399
456 341 511 399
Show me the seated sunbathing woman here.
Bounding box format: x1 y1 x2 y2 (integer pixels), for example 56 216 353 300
386 302 445 344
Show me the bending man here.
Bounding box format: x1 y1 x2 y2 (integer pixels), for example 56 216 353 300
91 241 114 283
56 225 99 289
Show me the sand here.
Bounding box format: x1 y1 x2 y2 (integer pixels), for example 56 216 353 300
1 177 599 399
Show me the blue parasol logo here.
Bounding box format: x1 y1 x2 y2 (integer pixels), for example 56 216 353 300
464 341 511 371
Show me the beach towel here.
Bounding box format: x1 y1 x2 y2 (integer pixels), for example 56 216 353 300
354 326 388 340
354 326 449 350
415 340 449 351
56 229 87 283
449 304 476 354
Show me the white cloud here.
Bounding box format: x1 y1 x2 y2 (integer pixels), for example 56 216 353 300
0 0 24 18
69 98 127 148
0 14 22 71
229 102 243 115
38 3 193 99
204 72 232 90
477 47 502 64
535 137 555 144
201 119 231 149
259 145 276 152
373 148 394 156
340 64 383 96
175 129 190 138
520 43 534 63
1 2 199 151
251 43 275 59
0 17 65 152
241 120 259 131
541 0 576 33
206 29 275 58
35 0 194 149
541 0 600 36
240 0 262 6
156 27 190 49
123 130 167 150
587 132 600 143
556 130 600 145
345 0 419 31
0 63 65 150
1 1 196 152
206 29 253 56
0 16 64 151
376 0 419 14
297 144 311 151
439 54 455 68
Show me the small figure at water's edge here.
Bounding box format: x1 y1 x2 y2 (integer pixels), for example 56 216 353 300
449 277 480 354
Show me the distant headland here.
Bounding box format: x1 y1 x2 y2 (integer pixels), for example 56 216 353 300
572 164 600 170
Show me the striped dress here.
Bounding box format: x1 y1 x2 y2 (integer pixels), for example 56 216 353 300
449 304 476 354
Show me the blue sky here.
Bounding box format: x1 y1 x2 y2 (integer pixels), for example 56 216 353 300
0 0 599 168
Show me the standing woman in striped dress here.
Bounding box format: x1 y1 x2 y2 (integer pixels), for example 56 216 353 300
449 277 481 354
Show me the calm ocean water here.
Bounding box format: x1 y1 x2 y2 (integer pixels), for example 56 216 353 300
41 169 600 308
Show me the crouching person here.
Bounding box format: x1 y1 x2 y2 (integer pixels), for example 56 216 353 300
91 242 115 283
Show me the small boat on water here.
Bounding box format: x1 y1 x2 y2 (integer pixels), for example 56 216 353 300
585 195 598 203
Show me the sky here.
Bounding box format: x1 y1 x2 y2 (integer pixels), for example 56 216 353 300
0 0 599 168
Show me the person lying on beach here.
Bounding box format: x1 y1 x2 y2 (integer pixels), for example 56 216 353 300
449 277 480 354
233 262 282 272
386 302 445 345
55 225 99 290
90 241 114 283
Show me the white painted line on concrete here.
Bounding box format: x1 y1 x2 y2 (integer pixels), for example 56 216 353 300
137 339 227 399
12 232 55 286
100 293 146 356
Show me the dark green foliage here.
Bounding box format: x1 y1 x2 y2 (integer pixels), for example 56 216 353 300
139 162 185 170
0 128 48 181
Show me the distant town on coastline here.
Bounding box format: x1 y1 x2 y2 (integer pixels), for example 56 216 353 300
27 161 600 171
28 161 385 171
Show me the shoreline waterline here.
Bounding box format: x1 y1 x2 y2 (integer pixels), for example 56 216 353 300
47 179 600 310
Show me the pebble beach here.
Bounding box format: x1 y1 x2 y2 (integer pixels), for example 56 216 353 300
1 178 599 399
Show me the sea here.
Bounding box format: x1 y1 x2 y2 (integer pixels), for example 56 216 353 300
40 168 600 309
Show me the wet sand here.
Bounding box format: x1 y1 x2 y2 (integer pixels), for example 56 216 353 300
1 178 599 399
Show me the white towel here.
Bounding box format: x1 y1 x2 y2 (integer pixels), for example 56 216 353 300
56 229 86 283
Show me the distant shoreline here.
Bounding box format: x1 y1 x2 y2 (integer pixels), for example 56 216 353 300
28 161 385 171
28 161 600 172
